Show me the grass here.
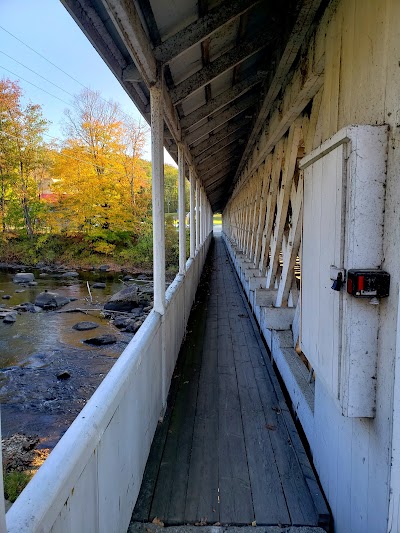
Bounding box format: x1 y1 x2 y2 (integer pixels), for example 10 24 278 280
213 214 222 225
3 470 33 502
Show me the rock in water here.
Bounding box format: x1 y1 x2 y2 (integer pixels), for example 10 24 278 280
104 285 140 311
34 292 70 309
3 314 16 324
72 321 99 331
92 282 106 289
15 303 36 312
2 295 11 300
13 273 35 284
84 334 117 346
61 271 79 278
57 371 71 380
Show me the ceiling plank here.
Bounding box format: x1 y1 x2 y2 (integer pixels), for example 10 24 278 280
195 130 246 164
180 72 264 131
153 0 261 64
185 93 256 145
191 119 250 157
201 156 240 180
197 146 238 173
102 0 157 86
171 33 268 105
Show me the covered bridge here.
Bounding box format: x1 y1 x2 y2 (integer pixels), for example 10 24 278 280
3 1 400 532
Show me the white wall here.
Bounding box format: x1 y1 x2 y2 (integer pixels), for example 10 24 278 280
5 236 211 533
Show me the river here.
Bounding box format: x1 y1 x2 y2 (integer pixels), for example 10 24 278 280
0 267 146 448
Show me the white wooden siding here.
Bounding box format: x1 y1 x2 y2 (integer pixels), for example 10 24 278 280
301 145 344 402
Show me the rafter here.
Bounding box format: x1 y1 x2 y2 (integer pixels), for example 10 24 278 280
153 0 260 64
201 156 240 181
186 93 256 145
233 0 325 182
180 73 264 131
195 130 247 165
171 34 268 105
191 119 250 157
197 145 238 173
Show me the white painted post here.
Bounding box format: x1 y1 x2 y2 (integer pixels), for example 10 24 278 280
200 188 204 245
189 167 195 258
178 143 186 274
0 411 6 533
196 180 200 250
150 84 165 315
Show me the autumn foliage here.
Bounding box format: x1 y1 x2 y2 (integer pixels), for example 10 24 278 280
0 79 181 269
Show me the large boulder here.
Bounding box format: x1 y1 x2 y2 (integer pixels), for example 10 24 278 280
34 292 70 309
104 285 140 312
84 334 117 346
13 273 35 284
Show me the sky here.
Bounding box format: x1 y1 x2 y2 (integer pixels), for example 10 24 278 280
0 0 176 165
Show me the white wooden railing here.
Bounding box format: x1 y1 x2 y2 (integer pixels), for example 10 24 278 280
4 236 211 533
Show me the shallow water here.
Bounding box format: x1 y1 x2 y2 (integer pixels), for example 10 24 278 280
0 269 130 368
0 268 148 444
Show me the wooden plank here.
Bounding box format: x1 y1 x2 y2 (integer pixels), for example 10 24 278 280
185 248 219 523
258 139 285 274
233 357 291 525
275 176 304 307
226 240 328 526
266 121 302 288
218 246 254 525
253 157 272 268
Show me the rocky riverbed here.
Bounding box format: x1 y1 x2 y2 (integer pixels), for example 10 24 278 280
0 265 155 482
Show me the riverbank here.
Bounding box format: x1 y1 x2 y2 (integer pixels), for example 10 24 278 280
0 264 159 503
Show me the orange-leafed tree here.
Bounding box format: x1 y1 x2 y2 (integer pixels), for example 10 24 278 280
52 89 150 240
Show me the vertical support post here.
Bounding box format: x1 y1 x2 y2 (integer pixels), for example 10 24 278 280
189 167 195 258
178 143 186 274
196 180 200 250
200 188 204 244
150 84 165 315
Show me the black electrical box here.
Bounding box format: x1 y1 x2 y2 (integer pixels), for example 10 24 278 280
346 269 390 298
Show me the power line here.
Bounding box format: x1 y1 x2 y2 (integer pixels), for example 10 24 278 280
0 24 86 89
0 50 76 100
0 64 72 107
0 25 144 127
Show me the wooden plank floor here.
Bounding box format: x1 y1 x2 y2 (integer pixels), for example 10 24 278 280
131 236 329 529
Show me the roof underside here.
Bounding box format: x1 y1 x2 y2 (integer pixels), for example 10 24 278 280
61 0 327 211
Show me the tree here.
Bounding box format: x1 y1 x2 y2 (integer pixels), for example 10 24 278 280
53 89 151 238
0 78 49 237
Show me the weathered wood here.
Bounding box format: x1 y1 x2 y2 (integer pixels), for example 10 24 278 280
275 175 303 307
171 36 268 105
131 237 327 528
266 121 302 288
153 0 261 64
258 139 285 274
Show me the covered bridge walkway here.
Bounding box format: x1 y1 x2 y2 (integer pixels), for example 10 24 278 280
130 236 328 529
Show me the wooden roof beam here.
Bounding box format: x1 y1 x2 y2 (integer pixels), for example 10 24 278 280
195 130 246 165
153 0 261 64
171 34 268 105
197 145 238 173
191 119 250 157
102 0 202 180
180 72 265 131
233 0 325 182
201 156 240 181
185 93 256 145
